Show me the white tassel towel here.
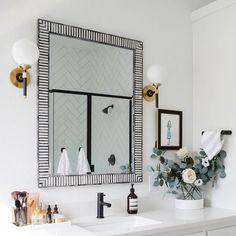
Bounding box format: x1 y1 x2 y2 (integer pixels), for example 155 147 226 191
56 149 72 175
201 130 224 160
77 147 91 175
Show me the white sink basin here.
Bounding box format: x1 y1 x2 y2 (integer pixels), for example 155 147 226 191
73 215 162 235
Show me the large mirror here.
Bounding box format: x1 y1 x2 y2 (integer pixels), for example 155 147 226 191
38 19 143 187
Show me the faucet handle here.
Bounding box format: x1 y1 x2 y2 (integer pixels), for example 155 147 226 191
98 192 105 197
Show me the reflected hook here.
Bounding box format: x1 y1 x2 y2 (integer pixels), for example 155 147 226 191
61 147 66 153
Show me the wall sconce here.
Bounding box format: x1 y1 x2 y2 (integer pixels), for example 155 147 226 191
10 39 39 97
143 64 166 107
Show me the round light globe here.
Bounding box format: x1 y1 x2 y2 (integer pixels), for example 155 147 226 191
12 39 39 65
147 64 166 84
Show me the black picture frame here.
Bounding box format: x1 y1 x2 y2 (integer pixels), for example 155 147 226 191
157 109 182 150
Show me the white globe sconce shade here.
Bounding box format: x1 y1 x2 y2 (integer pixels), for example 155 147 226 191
143 64 166 104
10 39 39 97
147 64 166 85
12 39 39 65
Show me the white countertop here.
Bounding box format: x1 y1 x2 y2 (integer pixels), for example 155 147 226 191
4 208 236 236
72 207 236 236
118 207 236 236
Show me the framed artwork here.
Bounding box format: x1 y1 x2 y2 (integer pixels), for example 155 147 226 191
157 109 182 150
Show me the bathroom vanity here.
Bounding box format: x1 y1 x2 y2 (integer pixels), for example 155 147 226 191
5 207 236 236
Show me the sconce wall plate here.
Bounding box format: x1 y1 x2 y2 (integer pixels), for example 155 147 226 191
143 84 158 102
10 66 31 89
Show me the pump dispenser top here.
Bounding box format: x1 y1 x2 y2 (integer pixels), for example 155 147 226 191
131 184 135 193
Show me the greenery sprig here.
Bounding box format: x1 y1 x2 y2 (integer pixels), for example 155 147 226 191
148 147 227 199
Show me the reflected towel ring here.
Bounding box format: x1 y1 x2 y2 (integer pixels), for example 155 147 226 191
108 154 116 166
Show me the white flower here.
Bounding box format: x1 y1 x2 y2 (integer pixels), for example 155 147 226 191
195 179 203 186
182 168 197 184
164 167 171 173
202 157 210 167
176 147 189 159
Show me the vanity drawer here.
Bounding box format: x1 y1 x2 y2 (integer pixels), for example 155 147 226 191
186 232 206 236
208 226 236 236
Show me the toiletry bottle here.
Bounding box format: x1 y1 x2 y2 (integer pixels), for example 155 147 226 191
127 184 138 214
47 205 52 223
39 202 47 224
53 204 59 214
52 204 59 223
32 207 43 225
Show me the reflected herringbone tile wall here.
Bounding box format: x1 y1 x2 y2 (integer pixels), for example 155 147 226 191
50 34 133 97
50 93 87 174
92 97 130 174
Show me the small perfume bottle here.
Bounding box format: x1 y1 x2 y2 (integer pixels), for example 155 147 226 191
31 207 43 225
127 184 138 214
53 204 59 214
46 205 52 223
39 202 47 224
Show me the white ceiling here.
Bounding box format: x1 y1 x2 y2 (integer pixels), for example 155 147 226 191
191 0 216 11
1 0 217 13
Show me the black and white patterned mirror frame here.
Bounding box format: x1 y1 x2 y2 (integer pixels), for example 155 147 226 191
38 19 143 187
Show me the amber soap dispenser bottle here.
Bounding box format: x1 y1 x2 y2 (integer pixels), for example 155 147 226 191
127 184 138 214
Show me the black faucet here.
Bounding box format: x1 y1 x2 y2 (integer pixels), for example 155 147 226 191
97 192 112 218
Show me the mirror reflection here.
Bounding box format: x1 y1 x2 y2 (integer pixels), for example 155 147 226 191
49 34 134 175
